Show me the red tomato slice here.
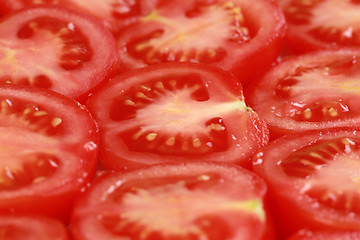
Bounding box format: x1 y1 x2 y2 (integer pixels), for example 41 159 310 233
0 215 69 240
278 0 360 53
115 0 286 86
0 6 118 101
287 229 360 240
245 49 360 139
0 85 98 220
253 129 360 238
0 0 156 33
70 162 275 240
86 62 269 171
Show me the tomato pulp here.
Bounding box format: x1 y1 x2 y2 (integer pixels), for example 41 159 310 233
0 215 70 240
287 229 360 240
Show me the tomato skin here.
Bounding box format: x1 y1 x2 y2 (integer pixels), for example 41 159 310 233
86 62 269 171
0 215 70 240
253 129 360 239
0 6 119 102
70 162 275 240
245 49 360 139
287 229 360 240
0 85 99 221
115 0 286 86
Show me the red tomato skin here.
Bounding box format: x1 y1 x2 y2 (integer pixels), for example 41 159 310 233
86 62 269 171
0 6 119 103
115 0 286 86
253 129 360 239
0 85 99 222
70 162 276 240
0 215 70 240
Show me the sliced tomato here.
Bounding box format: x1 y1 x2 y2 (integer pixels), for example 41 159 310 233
278 0 360 53
70 162 275 240
0 6 118 102
245 49 360 139
0 85 98 221
287 229 360 240
253 129 360 239
86 62 269 171
115 0 286 86
0 215 69 240
0 0 156 33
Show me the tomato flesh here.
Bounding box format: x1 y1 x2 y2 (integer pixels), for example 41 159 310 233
70 163 274 240
287 229 360 240
86 63 269 170
0 215 70 240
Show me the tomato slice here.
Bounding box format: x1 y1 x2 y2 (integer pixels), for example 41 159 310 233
86 62 269 171
278 0 360 53
115 0 286 86
253 129 360 238
287 229 360 240
245 49 360 139
0 215 69 240
0 6 118 101
70 162 275 240
0 85 98 220
0 0 156 33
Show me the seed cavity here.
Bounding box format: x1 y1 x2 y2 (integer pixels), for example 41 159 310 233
124 99 136 106
166 137 175 146
146 133 158 141
193 138 201 148
155 81 165 89
51 117 62 127
197 174 211 181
